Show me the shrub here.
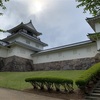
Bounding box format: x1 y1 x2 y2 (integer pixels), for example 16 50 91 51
75 62 100 93
25 77 73 92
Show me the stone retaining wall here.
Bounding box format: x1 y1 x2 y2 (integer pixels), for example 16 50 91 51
0 53 100 71
33 53 100 70
0 56 34 72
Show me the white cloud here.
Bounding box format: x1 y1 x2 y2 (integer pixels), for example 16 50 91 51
0 0 94 48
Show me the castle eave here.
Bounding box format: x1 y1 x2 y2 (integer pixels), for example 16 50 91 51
7 41 41 52
86 15 100 31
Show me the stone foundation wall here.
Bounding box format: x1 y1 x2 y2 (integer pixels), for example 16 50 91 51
0 57 4 70
33 54 100 70
0 54 100 71
0 56 34 72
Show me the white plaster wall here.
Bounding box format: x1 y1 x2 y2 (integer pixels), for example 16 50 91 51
95 23 100 32
97 39 100 50
7 45 33 59
33 43 98 64
8 36 43 50
0 47 8 57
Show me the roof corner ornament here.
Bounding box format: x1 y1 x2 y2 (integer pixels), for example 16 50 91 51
21 22 23 24
30 20 32 23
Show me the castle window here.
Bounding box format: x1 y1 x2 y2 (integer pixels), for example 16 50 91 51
26 40 30 44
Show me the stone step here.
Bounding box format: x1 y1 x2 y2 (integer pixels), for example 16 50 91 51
93 90 100 93
85 96 100 100
97 85 100 88
94 88 100 90
85 81 100 100
89 93 100 97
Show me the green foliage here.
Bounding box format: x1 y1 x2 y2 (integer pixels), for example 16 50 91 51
0 0 9 9
25 77 74 92
0 0 9 32
0 0 9 15
75 63 100 91
0 29 6 32
76 0 100 16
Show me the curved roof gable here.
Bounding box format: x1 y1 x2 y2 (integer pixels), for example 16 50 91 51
7 20 42 36
25 20 36 31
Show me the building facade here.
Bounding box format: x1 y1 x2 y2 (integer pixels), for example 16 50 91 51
0 15 100 71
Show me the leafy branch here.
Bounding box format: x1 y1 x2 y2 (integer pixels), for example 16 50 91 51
0 0 9 32
76 0 100 16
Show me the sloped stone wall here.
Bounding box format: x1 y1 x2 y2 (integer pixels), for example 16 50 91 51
0 57 4 70
33 53 100 71
0 54 100 71
0 56 34 72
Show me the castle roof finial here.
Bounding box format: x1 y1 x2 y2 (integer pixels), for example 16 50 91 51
30 20 32 23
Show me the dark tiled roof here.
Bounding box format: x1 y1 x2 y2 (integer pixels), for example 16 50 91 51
0 40 9 46
25 20 36 31
7 41 41 51
7 21 42 36
3 32 48 46
86 15 100 31
32 40 94 55
87 32 100 41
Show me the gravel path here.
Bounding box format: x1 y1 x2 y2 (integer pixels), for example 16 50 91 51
0 88 63 100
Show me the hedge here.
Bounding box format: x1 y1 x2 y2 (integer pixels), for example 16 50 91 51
75 62 100 93
25 77 74 92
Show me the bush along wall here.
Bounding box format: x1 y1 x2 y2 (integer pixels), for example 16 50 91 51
75 62 100 94
25 77 74 93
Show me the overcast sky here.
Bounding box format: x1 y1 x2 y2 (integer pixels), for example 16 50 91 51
0 0 94 49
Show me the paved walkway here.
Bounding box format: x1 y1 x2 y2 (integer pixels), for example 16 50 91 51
0 88 63 100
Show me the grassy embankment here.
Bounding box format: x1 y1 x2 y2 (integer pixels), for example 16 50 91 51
0 70 84 90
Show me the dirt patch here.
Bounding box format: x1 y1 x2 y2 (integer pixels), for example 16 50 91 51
23 88 85 100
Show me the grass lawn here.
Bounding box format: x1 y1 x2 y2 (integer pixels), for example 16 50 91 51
0 70 84 90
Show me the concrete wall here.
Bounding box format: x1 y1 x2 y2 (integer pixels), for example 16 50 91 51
7 45 33 59
33 42 98 64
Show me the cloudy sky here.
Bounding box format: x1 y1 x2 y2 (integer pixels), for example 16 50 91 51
0 0 94 49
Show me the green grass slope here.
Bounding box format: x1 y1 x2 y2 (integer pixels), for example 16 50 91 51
0 70 84 90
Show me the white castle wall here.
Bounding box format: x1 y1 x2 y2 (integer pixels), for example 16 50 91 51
16 36 43 50
0 47 8 57
95 23 100 32
8 36 43 50
7 45 33 59
33 42 98 64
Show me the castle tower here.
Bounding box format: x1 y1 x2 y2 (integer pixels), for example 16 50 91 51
2 20 48 59
87 15 100 51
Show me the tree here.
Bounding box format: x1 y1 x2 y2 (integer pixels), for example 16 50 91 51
76 0 100 16
0 0 9 15
0 0 9 32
